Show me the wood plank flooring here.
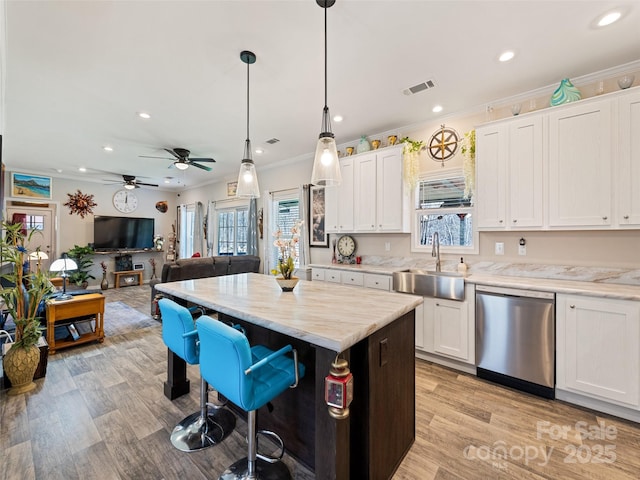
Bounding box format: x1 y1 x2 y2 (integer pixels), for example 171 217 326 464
2 285 639 479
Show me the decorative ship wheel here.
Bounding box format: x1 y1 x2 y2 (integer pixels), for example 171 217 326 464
428 124 460 167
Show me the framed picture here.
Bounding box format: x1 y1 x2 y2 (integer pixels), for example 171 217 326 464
11 173 52 199
310 185 329 247
227 181 238 197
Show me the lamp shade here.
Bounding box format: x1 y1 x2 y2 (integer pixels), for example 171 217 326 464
29 251 49 260
311 135 341 186
50 257 78 273
236 158 260 198
174 162 189 170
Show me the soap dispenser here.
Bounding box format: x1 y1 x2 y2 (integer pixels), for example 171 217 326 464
457 257 468 274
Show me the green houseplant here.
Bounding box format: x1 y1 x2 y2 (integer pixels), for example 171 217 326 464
67 244 95 288
0 221 55 394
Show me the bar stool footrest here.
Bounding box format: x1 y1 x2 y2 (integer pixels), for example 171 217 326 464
171 407 236 452
219 457 291 480
256 430 285 463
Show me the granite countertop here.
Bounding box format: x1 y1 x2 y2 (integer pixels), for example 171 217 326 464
155 273 423 353
310 261 640 301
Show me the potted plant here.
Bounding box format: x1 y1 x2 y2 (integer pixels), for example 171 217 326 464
270 220 303 291
67 244 95 288
0 221 55 395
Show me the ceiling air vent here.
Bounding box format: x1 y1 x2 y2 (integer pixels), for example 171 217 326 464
403 79 436 96
265 138 280 144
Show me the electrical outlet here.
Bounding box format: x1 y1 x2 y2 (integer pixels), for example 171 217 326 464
385 242 391 251
495 242 505 255
518 245 527 255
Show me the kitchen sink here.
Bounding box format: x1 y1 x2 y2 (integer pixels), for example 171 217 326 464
392 269 465 301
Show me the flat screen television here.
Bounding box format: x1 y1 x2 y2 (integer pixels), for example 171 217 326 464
93 216 155 251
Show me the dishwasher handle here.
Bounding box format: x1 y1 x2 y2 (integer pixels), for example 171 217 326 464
476 285 555 300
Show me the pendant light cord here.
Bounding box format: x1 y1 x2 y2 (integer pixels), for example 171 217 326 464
246 59 250 142
324 4 328 109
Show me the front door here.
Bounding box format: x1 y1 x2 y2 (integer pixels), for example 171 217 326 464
6 205 56 272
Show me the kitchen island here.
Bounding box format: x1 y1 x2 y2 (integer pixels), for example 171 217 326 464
156 273 423 480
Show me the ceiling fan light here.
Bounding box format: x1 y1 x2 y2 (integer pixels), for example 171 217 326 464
174 162 189 170
236 159 260 198
124 183 135 190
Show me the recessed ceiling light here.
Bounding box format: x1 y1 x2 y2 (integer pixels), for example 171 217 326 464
103 146 113 152
56 169 63 173
597 10 621 27
499 50 515 62
138 112 151 119
333 115 343 122
164 178 171 184
255 148 263 154
432 105 443 113
78 167 87 172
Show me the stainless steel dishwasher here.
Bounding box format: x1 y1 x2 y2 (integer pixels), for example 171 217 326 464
476 285 555 399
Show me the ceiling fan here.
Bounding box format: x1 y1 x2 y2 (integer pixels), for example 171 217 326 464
105 174 159 190
139 147 216 171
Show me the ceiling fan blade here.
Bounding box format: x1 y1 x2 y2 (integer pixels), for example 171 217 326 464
191 162 213 172
189 157 216 163
139 155 174 160
164 148 182 160
137 181 159 187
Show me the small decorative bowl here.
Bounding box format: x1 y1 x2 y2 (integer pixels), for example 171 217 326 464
618 75 635 90
345 147 355 156
371 139 381 149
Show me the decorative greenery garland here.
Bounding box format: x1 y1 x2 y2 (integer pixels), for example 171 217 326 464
400 136 425 189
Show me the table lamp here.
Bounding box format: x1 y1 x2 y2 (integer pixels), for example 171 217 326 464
49 253 78 300
28 251 49 274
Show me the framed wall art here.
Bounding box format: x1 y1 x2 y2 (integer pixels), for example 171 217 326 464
310 185 329 247
227 181 238 197
11 173 52 199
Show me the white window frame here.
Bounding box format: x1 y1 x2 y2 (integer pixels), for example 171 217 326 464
411 168 478 255
211 198 250 256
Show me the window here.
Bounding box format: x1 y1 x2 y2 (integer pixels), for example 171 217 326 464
269 193 301 271
178 204 196 258
217 207 248 255
412 169 477 254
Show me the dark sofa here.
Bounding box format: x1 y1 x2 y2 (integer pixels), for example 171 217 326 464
150 255 261 317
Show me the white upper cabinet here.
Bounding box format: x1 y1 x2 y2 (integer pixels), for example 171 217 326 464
475 124 508 228
617 89 640 226
326 145 409 234
325 157 354 233
548 99 612 227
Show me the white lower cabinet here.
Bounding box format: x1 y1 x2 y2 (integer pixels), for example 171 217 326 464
310 267 391 291
416 284 475 368
556 294 640 409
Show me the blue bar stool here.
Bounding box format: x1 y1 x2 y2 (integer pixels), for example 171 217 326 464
196 315 305 480
159 298 236 452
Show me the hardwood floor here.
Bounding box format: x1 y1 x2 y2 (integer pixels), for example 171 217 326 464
2 285 639 479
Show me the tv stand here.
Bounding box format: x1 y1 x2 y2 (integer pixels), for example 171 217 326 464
113 270 143 288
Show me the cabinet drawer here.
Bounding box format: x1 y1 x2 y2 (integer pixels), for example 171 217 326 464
325 271 342 283
341 271 364 286
364 273 391 291
311 268 325 281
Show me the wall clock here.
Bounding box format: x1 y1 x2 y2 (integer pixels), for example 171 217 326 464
337 235 356 262
428 124 460 167
113 189 138 213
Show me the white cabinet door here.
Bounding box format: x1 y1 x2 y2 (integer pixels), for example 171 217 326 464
432 298 469 360
548 100 612 227
508 115 544 228
325 270 341 283
354 153 377 231
414 302 425 349
556 294 640 408
363 273 391 291
476 124 507 228
340 271 364 287
617 90 640 226
325 157 355 233
376 148 408 232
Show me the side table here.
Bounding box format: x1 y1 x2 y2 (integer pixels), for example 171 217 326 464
45 293 105 354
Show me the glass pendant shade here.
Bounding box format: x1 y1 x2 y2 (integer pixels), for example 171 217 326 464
311 134 341 186
236 141 260 198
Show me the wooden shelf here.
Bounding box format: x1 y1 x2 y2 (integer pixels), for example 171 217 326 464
45 293 105 354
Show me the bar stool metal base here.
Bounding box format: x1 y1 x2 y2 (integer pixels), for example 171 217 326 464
219 457 291 480
170 407 236 452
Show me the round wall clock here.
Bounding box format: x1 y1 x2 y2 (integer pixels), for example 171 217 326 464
113 189 138 213
337 235 356 258
428 124 460 166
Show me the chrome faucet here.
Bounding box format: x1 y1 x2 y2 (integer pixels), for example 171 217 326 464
431 232 441 272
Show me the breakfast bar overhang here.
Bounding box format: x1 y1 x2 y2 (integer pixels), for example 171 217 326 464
156 273 423 480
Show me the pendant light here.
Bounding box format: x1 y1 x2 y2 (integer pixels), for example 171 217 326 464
311 0 341 187
236 50 260 198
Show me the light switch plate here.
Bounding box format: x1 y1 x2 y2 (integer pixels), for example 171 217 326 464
518 245 527 255
495 242 505 255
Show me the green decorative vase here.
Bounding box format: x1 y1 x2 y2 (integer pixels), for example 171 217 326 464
356 136 371 154
550 78 581 106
